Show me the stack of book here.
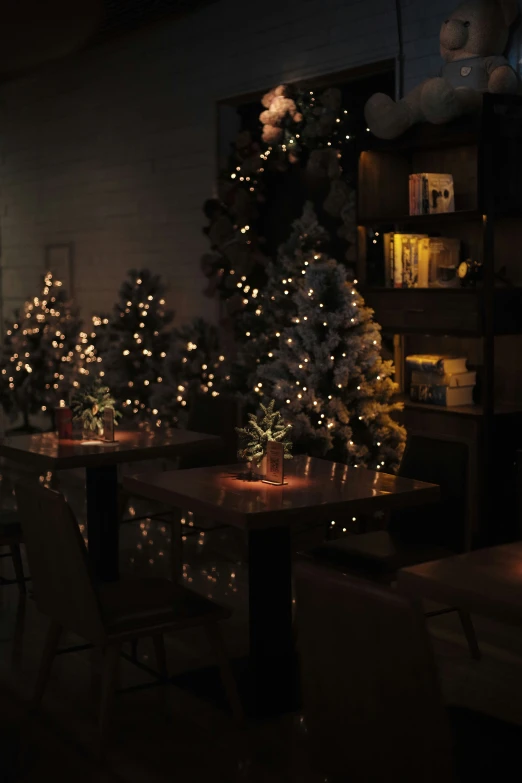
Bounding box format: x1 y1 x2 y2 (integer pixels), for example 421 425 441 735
409 173 455 216
384 233 460 288
406 355 476 407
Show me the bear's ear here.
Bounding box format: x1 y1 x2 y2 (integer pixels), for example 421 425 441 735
497 0 519 27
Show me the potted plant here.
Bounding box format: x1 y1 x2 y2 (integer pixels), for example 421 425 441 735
71 380 121 440
236 400 292 479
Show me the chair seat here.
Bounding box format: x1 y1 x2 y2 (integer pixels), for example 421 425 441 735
98 577 230 636
312 531 451 575
0 510 22 543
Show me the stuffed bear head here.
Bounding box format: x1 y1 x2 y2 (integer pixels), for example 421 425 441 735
440 0 519 62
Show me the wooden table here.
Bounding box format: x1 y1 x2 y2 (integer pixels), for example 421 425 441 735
124 455 439 715
0 429 221 582
398 542 522 627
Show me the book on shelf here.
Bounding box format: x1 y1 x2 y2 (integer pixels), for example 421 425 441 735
409 173 455 216
410 384 475 407
411 370 477 388
384 234 460 288
406 355 468 375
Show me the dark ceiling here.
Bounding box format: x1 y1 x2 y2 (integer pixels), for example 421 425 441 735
97 0 217 41
0 0 218 79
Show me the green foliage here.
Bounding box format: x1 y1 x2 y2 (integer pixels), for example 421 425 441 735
0 272 81 425
97 269 173 422
151 318 228 428
232 201 327 405
236 400 293 465
71 380 121 435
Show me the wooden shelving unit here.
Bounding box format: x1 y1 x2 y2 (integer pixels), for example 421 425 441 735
357 95 522 549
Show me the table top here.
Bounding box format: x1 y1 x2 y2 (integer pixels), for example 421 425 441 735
123 455 440 530
398 542 522 626
0 429 222 471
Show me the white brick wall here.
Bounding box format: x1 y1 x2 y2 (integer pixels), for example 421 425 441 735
0 0 519 325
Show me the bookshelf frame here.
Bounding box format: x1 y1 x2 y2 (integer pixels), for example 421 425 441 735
357 94 522 548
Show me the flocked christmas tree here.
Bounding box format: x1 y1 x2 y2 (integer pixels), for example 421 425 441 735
151 317 228 428
0 272 82 430
232 202 328 406
256 259 406 472
99 269 173 422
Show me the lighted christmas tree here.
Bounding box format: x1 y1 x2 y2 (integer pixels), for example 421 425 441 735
151 317 228 428
256 259 406 472
73 315 108 390
99 269 173 421
232 202 328 405
0 272 82 429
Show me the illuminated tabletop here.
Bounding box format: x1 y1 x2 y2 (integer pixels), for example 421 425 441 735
124 455 439 530
0 429 221 471
398 542 522 627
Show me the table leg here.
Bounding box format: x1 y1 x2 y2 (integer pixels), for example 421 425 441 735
86 465 119 582
169 509 183 583
248 526 296 716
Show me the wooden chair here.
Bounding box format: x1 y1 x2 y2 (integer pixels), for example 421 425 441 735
0 509 27 595
180 391 244 470
309 436 481 659
15 482 243 753
295 560 455 782
295 561 522 783
120 393 243 526
168 392 245 571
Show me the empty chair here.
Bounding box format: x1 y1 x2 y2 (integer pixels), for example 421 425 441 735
15 483 243 752
295 561 522 783
295 560 454 782
309 436 480 659
171 392 245 567
180 392 244 470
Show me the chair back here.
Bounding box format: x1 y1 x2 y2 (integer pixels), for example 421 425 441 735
181 392 244 468
395 435 468 551
15 483 105 642
295 560 454 783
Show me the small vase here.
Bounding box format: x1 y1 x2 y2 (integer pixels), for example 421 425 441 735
254 455 267 479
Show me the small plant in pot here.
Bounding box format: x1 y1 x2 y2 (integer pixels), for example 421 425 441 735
71 380 121 440
236 400 293 479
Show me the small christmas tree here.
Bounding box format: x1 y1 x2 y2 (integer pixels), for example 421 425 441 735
232 202 327 405
257 259 406 472
71 379 122 437
0 272 82 429
151 318 228 428
236 400 293 466
99 269 173 421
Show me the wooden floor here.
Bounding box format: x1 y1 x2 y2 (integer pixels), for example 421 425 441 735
1 465 522 781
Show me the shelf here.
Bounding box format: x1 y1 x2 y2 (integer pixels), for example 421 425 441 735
359 209 522 227
401 398 522 418
403 398 483 417
358 210 481 228
361 123 480 154
363 287 522 336
360 95 522 153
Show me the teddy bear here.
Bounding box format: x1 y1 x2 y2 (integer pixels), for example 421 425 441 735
365 0 519 140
